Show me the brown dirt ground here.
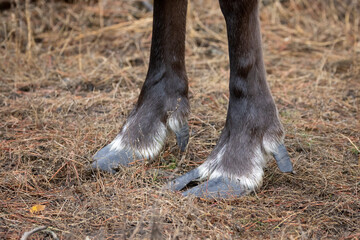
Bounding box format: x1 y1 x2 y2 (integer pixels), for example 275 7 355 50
0 0 359 239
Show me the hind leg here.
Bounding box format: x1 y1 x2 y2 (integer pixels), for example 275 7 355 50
167 0 293 198
92 0 189 173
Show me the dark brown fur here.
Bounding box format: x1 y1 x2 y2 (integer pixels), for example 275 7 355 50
92 0 292 198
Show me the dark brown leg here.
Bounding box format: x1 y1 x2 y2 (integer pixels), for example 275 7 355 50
168 0 292 198
92 0 189 173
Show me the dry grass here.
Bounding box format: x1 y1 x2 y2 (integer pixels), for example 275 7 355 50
0 0 359 239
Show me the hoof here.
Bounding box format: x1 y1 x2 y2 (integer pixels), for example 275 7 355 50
91 144 138 173
273 144 293 173
182 177 248 199
165 142 294 199
165 168 201 191
166 168 248 199
173 123 189 152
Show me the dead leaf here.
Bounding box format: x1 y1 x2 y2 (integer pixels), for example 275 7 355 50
30 204 46 214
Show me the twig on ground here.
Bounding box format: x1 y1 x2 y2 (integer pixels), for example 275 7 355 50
21 226 59 240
